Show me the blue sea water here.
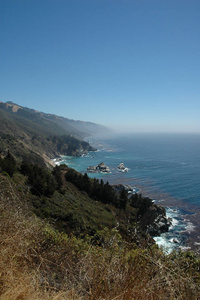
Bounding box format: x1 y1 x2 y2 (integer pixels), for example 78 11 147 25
58 133 200 253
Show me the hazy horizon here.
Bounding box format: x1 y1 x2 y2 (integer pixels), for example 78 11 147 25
1 1 200 133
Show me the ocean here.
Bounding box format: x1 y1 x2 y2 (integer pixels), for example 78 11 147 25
56 133 200 254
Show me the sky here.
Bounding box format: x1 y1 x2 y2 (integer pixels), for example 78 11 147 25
1 0 200 133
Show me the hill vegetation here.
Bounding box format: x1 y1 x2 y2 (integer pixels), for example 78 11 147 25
0 154 200 299
0 101 200 299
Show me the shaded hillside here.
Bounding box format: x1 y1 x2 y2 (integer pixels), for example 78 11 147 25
0 101 106 166
0 101 109 138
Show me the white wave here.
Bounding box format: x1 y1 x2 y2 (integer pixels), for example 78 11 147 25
170 238 180 244
53 159 67 166
153 236 175 254
185 222 196 233
118 168 130 173
170 218 179 228
166 208 180 228
166 207 178 214
180 246 191 251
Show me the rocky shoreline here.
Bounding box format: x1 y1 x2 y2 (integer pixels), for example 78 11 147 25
143 205 172 237
112 183 138 194
112 183 172 237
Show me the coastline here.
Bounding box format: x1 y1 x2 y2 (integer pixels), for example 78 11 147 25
108 176 200 254
133 183 200 254
52 137 200 254
52 155 183 253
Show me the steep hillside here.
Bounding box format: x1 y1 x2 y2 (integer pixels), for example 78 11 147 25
0 101 109 138
0 101 107 166
0 165 199 299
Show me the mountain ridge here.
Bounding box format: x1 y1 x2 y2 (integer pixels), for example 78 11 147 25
0 101 108 167
0 101 109 138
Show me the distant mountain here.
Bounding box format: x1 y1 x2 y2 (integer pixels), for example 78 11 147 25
0 101 109 167
0 101 109 138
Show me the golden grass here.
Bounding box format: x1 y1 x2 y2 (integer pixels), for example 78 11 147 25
0 174 199 299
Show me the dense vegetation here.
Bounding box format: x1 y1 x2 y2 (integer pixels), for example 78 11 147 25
0 150 16 177
65 168 128 210
1 160 158 241
0 168 200 299
14 162 140 240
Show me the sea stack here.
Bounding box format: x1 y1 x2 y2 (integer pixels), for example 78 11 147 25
117 163 128 172
87 162 110 173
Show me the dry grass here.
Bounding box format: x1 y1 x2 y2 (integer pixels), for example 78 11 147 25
0 174 199 299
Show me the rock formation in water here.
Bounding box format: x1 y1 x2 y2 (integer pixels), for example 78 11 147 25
87 162 111 173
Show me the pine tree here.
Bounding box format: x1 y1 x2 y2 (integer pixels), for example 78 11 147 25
82 173 91 194
119 188 128 210
52 166 63 190
2 151 16 177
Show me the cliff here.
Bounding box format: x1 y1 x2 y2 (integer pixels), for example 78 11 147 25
114 184 172 237
0 101 102 166
140 204 172 236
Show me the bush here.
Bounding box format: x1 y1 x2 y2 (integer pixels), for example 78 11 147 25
20 162 57 196
0 151 16 177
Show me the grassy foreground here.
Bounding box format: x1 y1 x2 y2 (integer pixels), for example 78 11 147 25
0 173 200 300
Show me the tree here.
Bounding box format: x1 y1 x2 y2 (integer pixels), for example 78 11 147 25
130 193 153 218
82 173 91 194
119 188 128 210
44 173 57 196
20 163 57 196
1 151 16 177
52 165 63 190
130 193 139 208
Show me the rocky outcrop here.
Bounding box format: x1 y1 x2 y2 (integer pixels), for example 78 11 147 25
71 147 96 157
139 204 172 236
98 162 110 172
117 163 128 172
86 166 96 172
87 162 111 173
112 184 135 194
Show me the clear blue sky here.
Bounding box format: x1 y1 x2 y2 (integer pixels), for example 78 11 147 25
1 0 200 133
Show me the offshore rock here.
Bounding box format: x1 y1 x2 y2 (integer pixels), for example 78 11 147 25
117 163 128 172
98 162 110 172
87 165 97 172
87 162 110 173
